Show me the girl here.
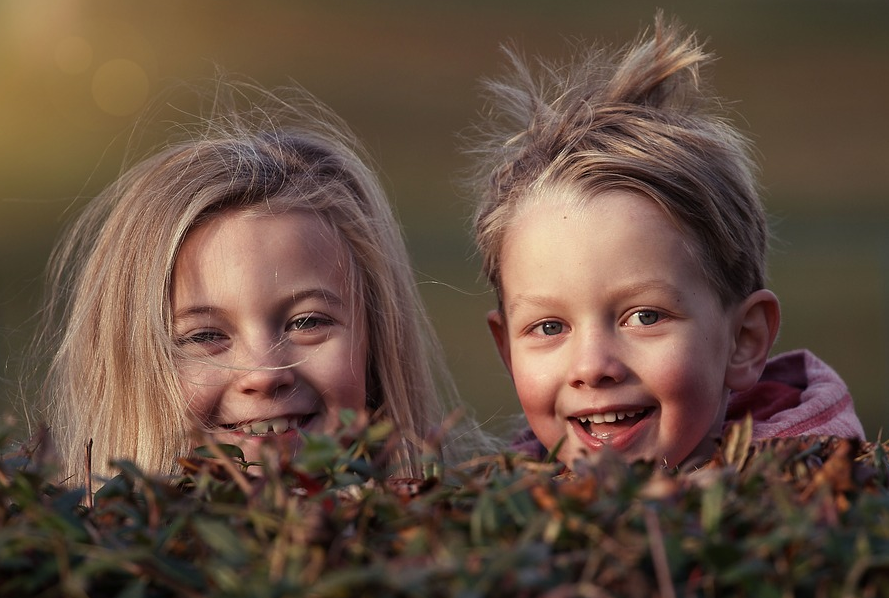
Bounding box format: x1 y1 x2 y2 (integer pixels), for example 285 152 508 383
34 81 482 486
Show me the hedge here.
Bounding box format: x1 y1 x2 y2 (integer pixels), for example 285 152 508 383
2 418 888 597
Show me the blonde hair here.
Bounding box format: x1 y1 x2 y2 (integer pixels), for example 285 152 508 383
470 13 768 307
36 82 476 485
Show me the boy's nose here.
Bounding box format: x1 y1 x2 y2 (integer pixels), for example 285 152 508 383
233 342 298 398
567 331 627 388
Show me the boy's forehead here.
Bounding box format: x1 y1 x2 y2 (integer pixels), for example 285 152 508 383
517 184 675 228
500 189 720 303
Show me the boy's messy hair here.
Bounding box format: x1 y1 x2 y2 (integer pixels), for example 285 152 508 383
35 80 479 485
469 13 768 307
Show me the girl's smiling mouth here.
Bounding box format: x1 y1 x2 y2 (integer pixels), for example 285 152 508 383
218 414 317 437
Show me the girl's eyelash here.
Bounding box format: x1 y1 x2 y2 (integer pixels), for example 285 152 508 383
181 331 213 343
176 330 226 347
174 313 336 345
289 313 335 331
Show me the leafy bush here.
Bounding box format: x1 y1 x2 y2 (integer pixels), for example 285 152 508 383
2 418 889 597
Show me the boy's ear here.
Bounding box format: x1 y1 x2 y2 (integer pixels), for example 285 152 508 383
487 310 513 375
725 289 781 391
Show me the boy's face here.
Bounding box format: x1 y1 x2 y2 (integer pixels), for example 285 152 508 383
171 209 368 465
489 188 744 468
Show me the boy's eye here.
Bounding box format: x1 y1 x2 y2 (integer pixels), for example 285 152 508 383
626 310 660 326
533 321 564 336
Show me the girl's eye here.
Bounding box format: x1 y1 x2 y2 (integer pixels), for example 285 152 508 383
178 330 226 345
175 330 229 355
288 313 334 332
626 310 661 326
533 321 564 336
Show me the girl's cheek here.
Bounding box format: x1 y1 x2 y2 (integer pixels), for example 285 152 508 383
176 364 226 412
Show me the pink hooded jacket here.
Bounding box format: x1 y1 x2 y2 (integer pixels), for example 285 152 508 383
724 349 865 440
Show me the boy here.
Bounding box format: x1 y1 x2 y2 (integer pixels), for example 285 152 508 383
469 15 865 468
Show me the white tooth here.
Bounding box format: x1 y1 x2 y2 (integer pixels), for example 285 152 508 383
617 412 626 421
591 413 605 425
251 421 271 435
272 418 289 434
604 412 617 423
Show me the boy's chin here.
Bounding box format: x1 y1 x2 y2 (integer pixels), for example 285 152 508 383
558 438 718 471
557 443 625 471
677 435 720 469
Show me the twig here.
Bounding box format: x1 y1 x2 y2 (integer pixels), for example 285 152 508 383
85 439 94 509
644 506 676 598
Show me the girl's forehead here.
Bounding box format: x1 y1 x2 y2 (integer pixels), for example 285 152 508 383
174 209 358 295
188 206 343 248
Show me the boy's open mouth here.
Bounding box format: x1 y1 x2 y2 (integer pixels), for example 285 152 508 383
573 408 653 440
220 415 316 437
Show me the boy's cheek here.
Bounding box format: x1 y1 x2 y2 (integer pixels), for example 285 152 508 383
509 354 567 447
512 367 558 417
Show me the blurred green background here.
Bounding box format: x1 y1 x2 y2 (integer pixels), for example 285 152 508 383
2 0 888 440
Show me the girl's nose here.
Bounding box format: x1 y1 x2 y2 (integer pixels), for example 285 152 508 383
567 330 627 389
233 342 297 398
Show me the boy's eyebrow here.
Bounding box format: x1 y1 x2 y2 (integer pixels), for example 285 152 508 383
505 293 560 317
172 288 345 320
505 281 687 316
613 280 686 303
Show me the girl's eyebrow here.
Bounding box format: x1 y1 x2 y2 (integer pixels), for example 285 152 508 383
173 288 346 320
172 305 217 320
288 288 345 308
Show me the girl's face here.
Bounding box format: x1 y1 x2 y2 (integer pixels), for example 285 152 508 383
488 189 743 469
171 208 368 464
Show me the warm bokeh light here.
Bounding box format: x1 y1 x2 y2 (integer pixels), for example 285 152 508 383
91 58 150 116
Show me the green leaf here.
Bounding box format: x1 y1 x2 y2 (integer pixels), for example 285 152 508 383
192 517 249 564
194 443 246 460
